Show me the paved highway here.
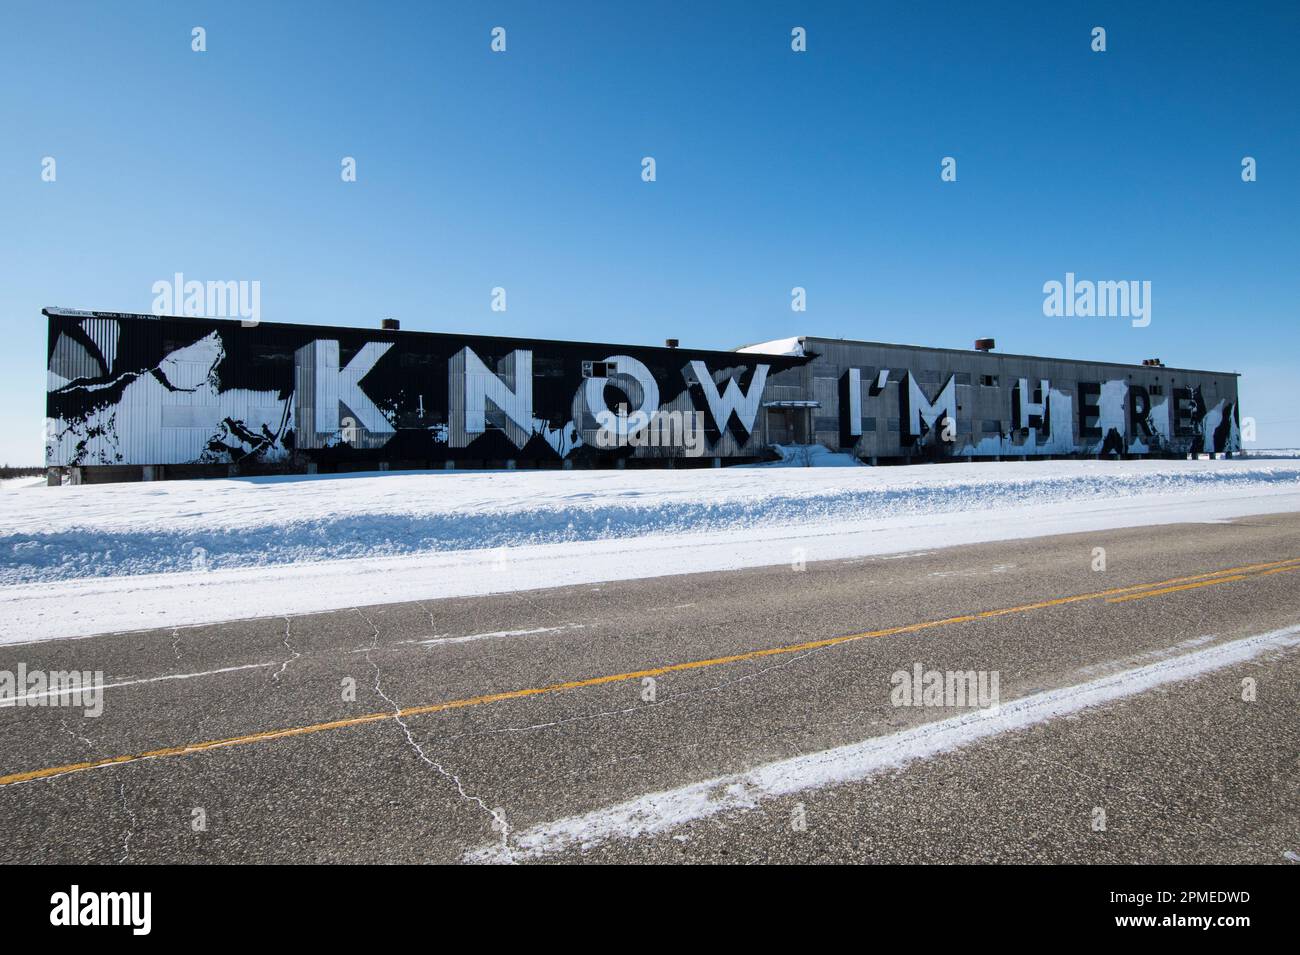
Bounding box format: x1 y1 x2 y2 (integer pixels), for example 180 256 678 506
2 513 1299 863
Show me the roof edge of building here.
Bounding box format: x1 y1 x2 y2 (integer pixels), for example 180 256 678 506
795 335 1238 379
42 308 1238 379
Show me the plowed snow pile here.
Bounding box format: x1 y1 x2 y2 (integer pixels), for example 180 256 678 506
3 459 1298 585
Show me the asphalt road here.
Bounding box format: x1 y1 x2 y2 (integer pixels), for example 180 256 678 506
2 512 1300 864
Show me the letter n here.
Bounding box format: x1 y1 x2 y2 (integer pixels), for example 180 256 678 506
449 347 534 448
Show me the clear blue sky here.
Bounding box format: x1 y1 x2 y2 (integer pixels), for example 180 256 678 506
3 1 1297 465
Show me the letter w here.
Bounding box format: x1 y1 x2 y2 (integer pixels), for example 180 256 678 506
688 361 769 438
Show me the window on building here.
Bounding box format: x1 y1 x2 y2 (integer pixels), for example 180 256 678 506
980 374 998 387
534 356 566 379
582 360 617 378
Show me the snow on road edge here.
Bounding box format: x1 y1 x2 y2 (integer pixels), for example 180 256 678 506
3 460 1299 584
4 481 1300 643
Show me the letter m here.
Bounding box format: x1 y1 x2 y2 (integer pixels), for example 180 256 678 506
1097 281 1129 317
899 372 957 445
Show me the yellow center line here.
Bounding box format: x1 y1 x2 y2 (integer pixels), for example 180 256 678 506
1108 574 1250 602
2 554 1299 788
1108 561 1300 603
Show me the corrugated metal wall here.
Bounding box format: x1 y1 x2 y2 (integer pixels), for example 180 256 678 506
795 337 1240 458
43 309 1241 470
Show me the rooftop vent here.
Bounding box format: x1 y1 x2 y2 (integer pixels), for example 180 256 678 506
1141 358 1164 367
665 338 679 349
381 318 400 331
974 338 995 352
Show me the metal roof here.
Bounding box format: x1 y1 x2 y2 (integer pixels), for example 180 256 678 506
43 308 1238 378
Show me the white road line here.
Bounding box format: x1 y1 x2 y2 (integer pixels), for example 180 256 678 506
0 662 273 707
411 624 584 647
464 624 1300 863
345 623 587 654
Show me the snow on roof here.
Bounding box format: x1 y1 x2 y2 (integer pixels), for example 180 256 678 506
734 336 804 357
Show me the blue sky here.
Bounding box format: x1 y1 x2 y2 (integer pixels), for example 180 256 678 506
3 1 1297 464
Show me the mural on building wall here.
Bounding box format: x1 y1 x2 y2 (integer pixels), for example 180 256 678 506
848 371 1238 458
45 313 799 467
45 311 1240 468
48 325 294 467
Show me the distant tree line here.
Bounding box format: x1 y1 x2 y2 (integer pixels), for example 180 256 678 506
0 465 44 479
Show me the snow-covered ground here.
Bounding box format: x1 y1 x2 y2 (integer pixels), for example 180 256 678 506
2 459 1299 643
742 443 863 467
0 477 44 491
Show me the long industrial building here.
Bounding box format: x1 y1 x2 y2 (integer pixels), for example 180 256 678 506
44 307 1241 482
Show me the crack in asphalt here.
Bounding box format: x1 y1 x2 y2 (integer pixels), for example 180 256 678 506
272 616 299 682
59 717 94 752
418 601 440 633
118 781 136 863
352 607 514 863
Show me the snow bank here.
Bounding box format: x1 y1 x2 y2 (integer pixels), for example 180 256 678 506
0 477 44 491
744 444 863 467
4 459 1300 642
1 460 1298 586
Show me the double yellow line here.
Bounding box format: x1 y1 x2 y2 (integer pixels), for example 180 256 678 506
3 555 1298 788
